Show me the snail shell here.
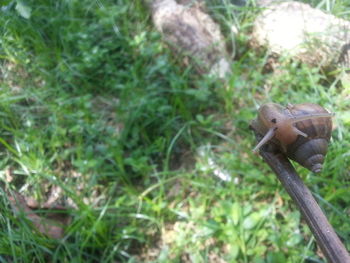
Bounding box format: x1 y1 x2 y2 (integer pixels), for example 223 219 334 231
251 103 333 173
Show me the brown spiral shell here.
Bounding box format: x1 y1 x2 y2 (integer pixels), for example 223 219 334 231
251 103 333 173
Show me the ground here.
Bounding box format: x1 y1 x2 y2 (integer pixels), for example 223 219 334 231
0 0 349 262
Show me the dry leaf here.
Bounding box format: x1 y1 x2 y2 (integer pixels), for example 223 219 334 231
8 191 71 239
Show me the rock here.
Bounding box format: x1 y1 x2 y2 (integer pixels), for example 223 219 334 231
251 1 350 69
146 0 231 78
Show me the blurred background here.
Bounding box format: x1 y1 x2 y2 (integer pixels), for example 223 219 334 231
0 0 349 262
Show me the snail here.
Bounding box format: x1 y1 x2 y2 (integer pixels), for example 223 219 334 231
251 103 334 173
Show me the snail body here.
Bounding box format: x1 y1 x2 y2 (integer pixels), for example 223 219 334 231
251 103 333 173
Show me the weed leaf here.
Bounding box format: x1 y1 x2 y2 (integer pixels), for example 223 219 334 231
15 0 31 19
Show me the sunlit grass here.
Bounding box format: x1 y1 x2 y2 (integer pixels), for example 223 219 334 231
0 0 349 262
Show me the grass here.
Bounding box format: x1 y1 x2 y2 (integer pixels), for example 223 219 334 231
0 0 349 262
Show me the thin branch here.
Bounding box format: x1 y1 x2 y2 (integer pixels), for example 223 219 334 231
254 132 350 263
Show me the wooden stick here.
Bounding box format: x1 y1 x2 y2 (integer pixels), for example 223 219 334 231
257 144 350 263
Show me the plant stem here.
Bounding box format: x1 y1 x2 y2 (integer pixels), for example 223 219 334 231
258 145 350 263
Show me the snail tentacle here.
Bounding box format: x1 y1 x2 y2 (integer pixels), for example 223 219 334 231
251 102 333 173
253 127 276 152
289 112 334 124
293 126 308 137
